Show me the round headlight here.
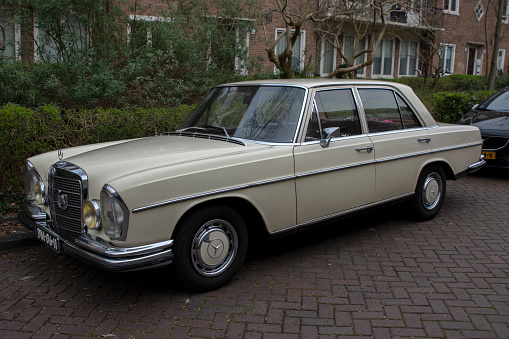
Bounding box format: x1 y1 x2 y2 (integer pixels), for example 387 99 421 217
35 182 43 205
83 200 101 230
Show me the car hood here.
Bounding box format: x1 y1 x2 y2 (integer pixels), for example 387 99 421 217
458 110 509 137
31 135 276 194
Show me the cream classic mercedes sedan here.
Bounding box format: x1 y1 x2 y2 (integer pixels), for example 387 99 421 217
20 79 485 291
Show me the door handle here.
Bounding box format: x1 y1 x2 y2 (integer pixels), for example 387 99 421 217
418 137 431 143
355 146 373 153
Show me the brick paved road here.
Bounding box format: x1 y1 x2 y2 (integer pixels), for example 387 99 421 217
0 170 508 338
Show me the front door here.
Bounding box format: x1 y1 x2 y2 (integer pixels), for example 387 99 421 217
294 88 376 224
467 47 476 75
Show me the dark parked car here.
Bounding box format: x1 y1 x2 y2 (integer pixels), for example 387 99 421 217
458 88 509 168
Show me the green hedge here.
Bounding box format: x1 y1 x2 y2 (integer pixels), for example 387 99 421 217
0 104 192 216
431 90 496 123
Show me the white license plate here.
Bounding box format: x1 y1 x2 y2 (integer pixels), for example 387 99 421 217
36 226 60 253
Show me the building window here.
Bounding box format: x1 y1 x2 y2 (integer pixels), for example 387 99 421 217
320 36 336 75
440 44 455 74
372 38 394 77
275 29 306 73
443 0 459 14
474 1 484 21
128 15 171 50
34 26 60 62
34 15 86 62
399 40 419 76
343 35 367 76
503 0 509 23
498 49 505 72
0 11 20 61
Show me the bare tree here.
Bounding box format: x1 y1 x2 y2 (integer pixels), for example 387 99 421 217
260 0 415 78
487 0 506 90
322 0 402 78
258 0 324 78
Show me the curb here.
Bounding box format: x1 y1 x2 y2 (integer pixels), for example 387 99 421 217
0 232 40 251
0 215 18 224
0 213 39 251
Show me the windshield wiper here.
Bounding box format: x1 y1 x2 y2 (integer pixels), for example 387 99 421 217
180 125 230 138
199 124 230 138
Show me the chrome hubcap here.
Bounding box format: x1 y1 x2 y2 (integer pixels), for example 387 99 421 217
422 172 442 210
191 219 238 277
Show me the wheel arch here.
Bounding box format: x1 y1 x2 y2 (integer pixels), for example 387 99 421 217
173 197 269 242
419 159 456 182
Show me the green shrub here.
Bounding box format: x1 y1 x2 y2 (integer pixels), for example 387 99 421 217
0 103 192 216
495 73 509 90
431 90 496 123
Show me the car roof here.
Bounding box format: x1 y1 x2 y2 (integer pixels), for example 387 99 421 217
221 78 408 89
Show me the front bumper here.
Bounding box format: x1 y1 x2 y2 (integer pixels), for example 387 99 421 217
18 204 174 272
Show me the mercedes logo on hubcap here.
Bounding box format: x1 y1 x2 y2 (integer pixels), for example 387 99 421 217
207 239 225 259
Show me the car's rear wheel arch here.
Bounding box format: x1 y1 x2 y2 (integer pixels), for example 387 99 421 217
419 160 455 181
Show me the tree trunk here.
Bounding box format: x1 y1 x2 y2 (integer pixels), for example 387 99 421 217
487 0 505 90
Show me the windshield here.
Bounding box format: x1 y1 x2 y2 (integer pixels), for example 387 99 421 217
480 89 509 112
179 85 306 143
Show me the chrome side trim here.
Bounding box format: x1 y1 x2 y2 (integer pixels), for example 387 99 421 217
271 192 415 235
295 161 375 179
132 175 296 213
375 150 431 164
431 141 483 153
133 141 482 213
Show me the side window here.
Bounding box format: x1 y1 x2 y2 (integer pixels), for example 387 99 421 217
358 89 403 133
305 89 362 141
396 93 422 129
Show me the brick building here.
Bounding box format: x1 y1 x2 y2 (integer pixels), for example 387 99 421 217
1 0 509 78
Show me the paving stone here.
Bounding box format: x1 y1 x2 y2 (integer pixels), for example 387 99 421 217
0 173 508 337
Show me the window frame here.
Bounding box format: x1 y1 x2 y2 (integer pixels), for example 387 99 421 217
357 88 423 134
498 49 506 72
0 11 21 61
274 28 306 74
127 15 171 48
371 38 395 78
343 35 367 77
439 44 456 75
398 40 419 77
502 0 509 24
320 35 336 76
305 88 363 142
474 1 484 21
443 0 459 15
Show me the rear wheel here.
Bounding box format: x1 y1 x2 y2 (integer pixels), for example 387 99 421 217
410 165 446 221
172 205 248 291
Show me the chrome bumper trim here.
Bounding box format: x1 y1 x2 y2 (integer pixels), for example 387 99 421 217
18 204 174 272
468 155 486 174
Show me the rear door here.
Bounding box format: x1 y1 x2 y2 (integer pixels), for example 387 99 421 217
356 87 431 201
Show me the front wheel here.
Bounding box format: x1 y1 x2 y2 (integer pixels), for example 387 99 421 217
410 165 446 221
171 205 248 292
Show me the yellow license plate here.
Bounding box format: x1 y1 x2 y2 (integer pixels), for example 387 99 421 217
482 151 496 160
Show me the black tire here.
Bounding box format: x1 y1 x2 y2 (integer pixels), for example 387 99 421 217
410 165 446 221
171 205 248 292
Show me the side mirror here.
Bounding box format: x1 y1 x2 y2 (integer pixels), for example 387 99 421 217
320 127 340 148
472 104 479 110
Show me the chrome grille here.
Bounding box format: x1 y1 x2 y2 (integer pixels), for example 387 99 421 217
483 137 509 150
49 162 88 240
